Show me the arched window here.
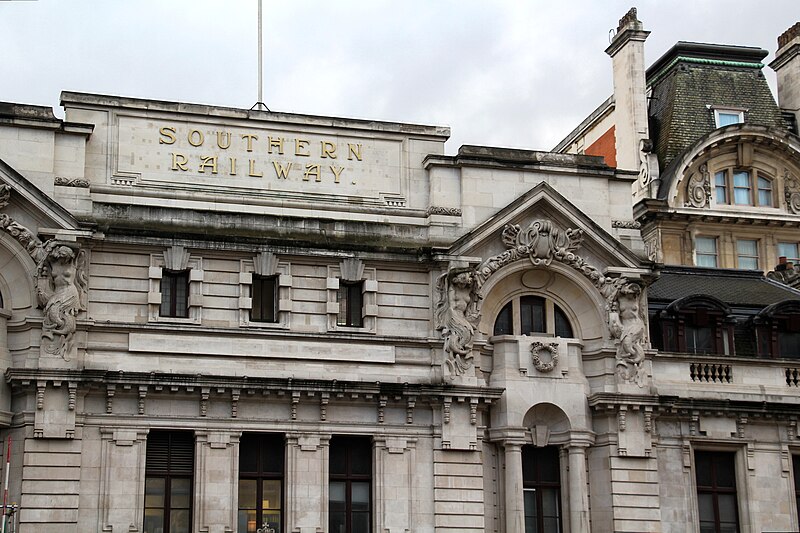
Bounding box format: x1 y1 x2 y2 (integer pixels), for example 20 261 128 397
714 169 773 207
755 300 800 359
654 295 734 355
493 296 574 338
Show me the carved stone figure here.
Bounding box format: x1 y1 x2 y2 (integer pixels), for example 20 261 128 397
36 243 88 361
434 268 480 378
609 283 646 386
684 164 711 208
784 170 800 215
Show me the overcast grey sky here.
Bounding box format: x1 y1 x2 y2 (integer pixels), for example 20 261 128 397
1 1 796 152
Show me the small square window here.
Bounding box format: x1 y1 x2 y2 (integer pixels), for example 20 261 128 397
251 275 278 323
160 270 190 318
696 237 718 268
714 109 744 128
337 281 364 328
736 239 759 270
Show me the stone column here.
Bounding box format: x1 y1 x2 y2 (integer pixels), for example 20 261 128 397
567 444 591 533
195 430 240 533
503 441 525 533
286 432 330 533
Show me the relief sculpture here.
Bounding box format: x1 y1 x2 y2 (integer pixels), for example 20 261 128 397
434 268 480 378
608 282 647 386
36 243 88 360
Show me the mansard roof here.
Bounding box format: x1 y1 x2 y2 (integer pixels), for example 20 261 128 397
646 41 784 171
648 266 800 310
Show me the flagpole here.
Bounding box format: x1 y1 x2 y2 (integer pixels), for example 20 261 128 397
252 0 270 111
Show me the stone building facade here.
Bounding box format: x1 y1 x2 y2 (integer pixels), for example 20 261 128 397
1 10 800 533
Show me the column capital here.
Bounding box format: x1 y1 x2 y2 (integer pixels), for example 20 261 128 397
565 430 595 449
487 426 527 446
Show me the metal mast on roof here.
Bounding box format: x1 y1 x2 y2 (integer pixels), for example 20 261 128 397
251 0 270 112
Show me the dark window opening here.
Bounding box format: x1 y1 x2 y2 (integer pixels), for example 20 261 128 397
337 281 363 328
695 451 739 533
554 306 573 338
144 430 194 533
520 296 546 335
522 445 562 533
494 302 513 336
252 275 279 323
329 436 371 533
238 433 284 533
160 269 190 318
794 455 800 521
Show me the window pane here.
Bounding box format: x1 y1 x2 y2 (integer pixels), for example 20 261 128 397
697 493 714 523
352 511 370 533
696 237 716 254
523 490 538 533
715 171 728 204
736 239 758 270
733 171 752 205
494 302 513 336
143 508 165 533
757 176 772 206
262 511 281 533
170 478 191 509
145 477 165 508
541 488 560 518
160 274 172 316
169 508 191 533
174 272 188 317
349 438 372 475
329 481 346 510
686 326 714 354
262 480 281 511
717 112 741 127
239 437 259 473
351 481 370 511
554 305 573 338
780 332 800 358
239 510 257 533
736 239 757 256
717 494 738 521
329 512 346 533
779 243 799 262
520 296 545 334
238 479 257 509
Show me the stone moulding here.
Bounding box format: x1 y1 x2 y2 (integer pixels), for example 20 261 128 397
611 220 642 229
436 218 649 386
427 206 463 217
54 176 90 188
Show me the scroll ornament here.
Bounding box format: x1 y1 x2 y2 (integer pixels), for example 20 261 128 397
0 184 88 360
785 170 800 215
684 164 711 208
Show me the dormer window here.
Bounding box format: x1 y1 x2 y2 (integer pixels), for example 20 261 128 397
655 295 734 356
714 170 773 206
755 300 800 359
712 107 744 128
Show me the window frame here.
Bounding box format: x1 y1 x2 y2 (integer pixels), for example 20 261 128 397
337 280 364 328
695 236 719 268
148 252 203 324
251 274 279 323
735 239 759 270
694 450 740 533
143 430 195 533
492 295 574 338
778 242 800 265
326 265 378 334
713 108 744 128
238 433 285 533
160 269 190 319
329 436 372 533
522 445 563 533
713 169 773 207
655 296 734 356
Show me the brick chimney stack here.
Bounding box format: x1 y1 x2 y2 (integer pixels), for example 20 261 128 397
770 22 800 133
605 7 650 173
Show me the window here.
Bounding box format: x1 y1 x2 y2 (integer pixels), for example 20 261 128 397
522 446 562 533
160 270 190 318
794 456 800 521
735 240 759 270
329 436 371 533
654 296 734 356
239 433 284 533
695 451 739 533
755 301 800 359
337 281 364 328
144 430 194 533
714 170 772 207
714 109 744 128
778 242 800 265
696 237 718 268
251 275 278 323
492 296 574 338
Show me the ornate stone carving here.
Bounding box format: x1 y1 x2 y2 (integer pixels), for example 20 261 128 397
612 220 641 229
644 233 662 263
434 268 480 378
638 138 660 192
163 245 190 271
684 164 712 208
340 257 365 282
427 206 462 216
784 170 800 215
54 177 90 188
254 250 278 276
609 283 646 385
36 242 88 360
531 341 559 373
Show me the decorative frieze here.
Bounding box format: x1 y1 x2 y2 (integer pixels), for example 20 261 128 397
612 220 641 229
426 206 462 216
54 176 90 188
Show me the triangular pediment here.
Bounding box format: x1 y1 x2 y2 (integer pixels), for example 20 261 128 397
450 182 644 272
0 157 81 234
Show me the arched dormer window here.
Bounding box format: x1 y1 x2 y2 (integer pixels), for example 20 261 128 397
714 169 773 207
754 300 800 359
493 296 574 338
656 295 734 355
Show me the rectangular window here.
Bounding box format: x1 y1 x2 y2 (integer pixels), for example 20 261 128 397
337 281 364 328
522 445 562 533
144 430 194 533
238 433 284 533
757 176 773 207
778 242 800 264
696 237 718 268
251 275 278 323
714 171 728 204
736 240 759 270
732 171 752 205
714 109 744 128
695 451 739 533
520 296 546 335
329 436 371 533
794 455 800 519
160 270 190 318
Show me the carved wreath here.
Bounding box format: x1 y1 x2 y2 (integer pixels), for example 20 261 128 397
531 341 559 373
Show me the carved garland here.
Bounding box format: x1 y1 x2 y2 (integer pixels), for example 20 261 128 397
531 341 559 373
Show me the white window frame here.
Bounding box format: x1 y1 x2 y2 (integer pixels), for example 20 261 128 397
735 239 759 270
711 106 745 128
695 236 719 268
